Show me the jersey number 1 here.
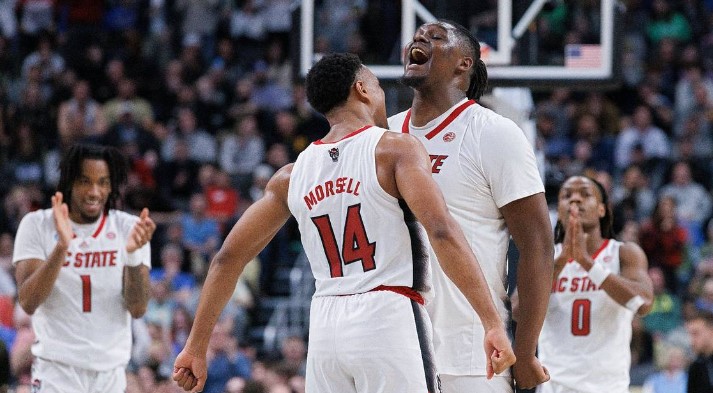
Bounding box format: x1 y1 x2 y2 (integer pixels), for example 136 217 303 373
312 204 376 278
80 275 92 313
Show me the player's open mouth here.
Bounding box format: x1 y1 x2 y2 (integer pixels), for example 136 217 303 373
408 47 430 66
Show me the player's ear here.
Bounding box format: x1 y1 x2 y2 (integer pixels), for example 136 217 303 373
353 80 370 103
456 56 474 75
597 202 606 218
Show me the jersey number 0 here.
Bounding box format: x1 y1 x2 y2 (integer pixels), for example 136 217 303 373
312 204 376 278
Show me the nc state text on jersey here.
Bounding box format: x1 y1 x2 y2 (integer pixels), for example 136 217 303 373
64 250 119 268
551 276 602 293
304 177 361 210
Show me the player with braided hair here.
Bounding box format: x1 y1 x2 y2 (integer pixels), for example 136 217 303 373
538 175 652 393
389 19 553 392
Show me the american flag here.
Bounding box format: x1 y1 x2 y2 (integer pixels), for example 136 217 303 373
565 44 602 68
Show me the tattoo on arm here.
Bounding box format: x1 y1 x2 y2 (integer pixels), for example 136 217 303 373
123 265 149 318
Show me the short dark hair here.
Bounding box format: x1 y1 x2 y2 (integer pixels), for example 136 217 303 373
441 19 489 100
57 144 128 213
305 53 363 114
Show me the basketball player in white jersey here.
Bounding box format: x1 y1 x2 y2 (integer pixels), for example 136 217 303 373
389 20 553 391
537 176 653 393
173 53 516 393
13 144 155 393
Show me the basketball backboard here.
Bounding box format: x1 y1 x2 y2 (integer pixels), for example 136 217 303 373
298 0 623 88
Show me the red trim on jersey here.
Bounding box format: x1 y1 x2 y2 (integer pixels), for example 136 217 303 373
591 239 610 260
314 125 372 145
370 285 425 305
400 100 476 140
402 110 411 133
91 213 107 238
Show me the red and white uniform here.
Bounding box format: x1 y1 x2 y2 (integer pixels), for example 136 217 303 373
13 209 151 371
389 99 544 378
288 125 431 299
538 239 633 393
287 125 436 393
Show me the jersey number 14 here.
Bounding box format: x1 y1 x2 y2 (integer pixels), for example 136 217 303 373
312 204 376 278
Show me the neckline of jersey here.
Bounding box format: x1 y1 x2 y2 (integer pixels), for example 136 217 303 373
314 125 372 145
565 238 611 264
402 99 476 140
71 212 107 239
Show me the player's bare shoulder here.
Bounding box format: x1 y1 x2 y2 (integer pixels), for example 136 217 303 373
267 163 295 202
618 240 648 267
376 130 428 163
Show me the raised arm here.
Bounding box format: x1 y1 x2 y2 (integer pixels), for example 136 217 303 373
173 164 293 392
123 208 156 318
15 193 73 315
501 193 553 388
589 242 653 316
380 133 515 378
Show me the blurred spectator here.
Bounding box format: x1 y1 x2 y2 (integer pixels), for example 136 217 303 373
249 164 274 203
278 335 306 377
103 107 160 155
570 113 616 173
698 219 713 265
169 305 193 358
614 105 670 184
694 278 713 314
156 138 200 209
646 0 693 45
264 40 291 92
57 79 107 144
204 320 252 393
685 310 713 392
150 243 196 293
3 122 44 187
204 169 242 225
145 280 176 330
195 74 228 132
145 321 173 378
11 79 54 144
175 0 228 62
251 62 292 112
161 107 217 164
181 193 221 262
612 164 656 223
640 196 689 293
229 0 267 67
219 114 265 194
642 344 688 393
21 33 64 84
674 62 713 128
9 307 32 389
643 266 683 338
659 161 712 246
1 184 43 234
104 77 154 129
266 110 308 159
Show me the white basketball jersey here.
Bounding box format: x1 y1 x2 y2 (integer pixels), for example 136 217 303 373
287 126 431 299
388 99 544 376
538 239 632 393
13 209 151 371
